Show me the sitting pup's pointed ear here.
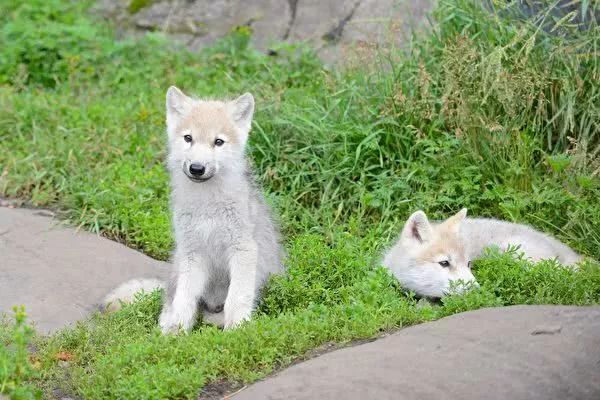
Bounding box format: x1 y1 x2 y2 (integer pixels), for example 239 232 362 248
166 86 193 133
230 93 255 133
401 210 432 244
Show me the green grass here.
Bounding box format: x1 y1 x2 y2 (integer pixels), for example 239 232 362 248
0 307 41 399
1 0 599 398
2 249 599 399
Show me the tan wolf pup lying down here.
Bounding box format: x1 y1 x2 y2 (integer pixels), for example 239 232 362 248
104 86 284 332
382 209 583 298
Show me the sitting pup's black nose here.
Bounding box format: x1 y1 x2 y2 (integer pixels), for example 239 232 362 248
189 163 206 177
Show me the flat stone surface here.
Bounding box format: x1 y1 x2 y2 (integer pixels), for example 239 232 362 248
0 206 169 333
233 305 600 400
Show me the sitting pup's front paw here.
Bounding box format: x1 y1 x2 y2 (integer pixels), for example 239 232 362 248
159 308 194 334
223 309 251 330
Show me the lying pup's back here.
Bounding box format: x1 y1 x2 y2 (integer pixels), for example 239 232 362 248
461 218 582 266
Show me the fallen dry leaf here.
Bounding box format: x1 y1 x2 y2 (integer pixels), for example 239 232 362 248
55 351 74 361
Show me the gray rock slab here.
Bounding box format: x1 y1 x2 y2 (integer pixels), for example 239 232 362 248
287 0 359 43
93 0 434 64
0 206 169 334
233 305 600 400
131 0 290 51
343 0 434 45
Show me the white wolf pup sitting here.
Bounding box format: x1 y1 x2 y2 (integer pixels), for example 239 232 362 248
382 209 582 298
105 86 284 332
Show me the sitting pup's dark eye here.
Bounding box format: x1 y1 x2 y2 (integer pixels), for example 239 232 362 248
439 260 451 268
214 138 225 146
183 134 192 143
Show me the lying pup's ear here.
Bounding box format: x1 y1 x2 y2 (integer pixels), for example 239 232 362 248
443 208 467 233
401 210 432 244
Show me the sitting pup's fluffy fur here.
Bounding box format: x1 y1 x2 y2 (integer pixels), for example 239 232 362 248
104 87 284 332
